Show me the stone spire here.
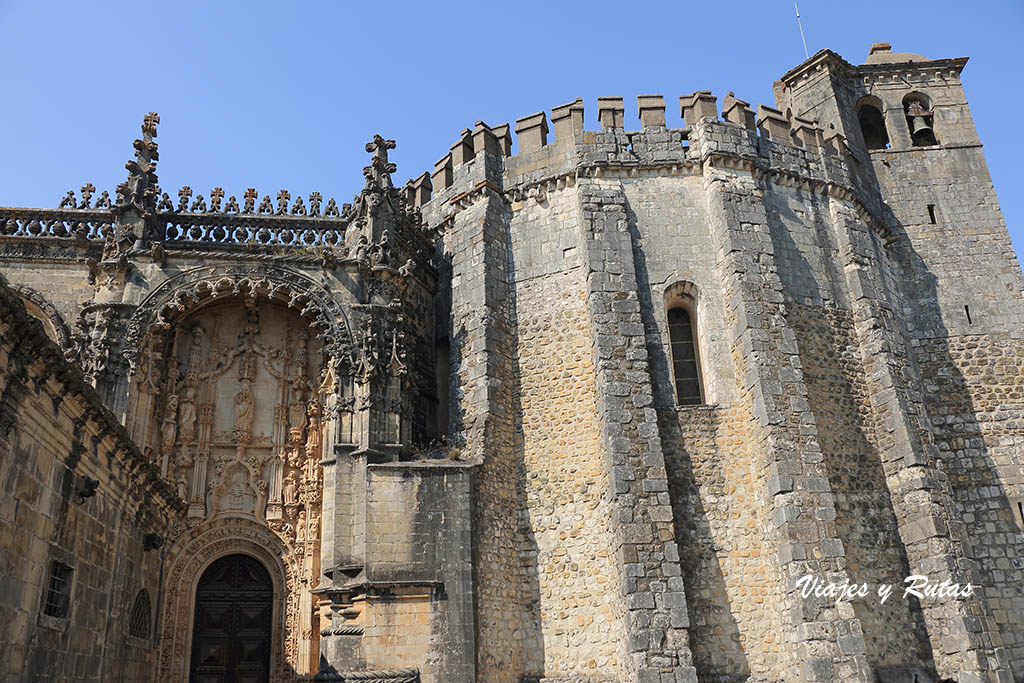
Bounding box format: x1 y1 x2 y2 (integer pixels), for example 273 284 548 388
344 135 403 265
110 112 161 252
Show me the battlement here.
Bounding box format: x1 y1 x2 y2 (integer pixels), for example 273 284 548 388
418 90 850 203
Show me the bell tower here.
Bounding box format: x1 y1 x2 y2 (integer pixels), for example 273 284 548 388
776 42 1022 338
777 43 1024 680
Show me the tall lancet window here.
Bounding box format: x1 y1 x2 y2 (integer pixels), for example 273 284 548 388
665 282 705 406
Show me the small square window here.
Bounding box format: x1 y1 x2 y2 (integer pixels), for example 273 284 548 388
42 562 73 618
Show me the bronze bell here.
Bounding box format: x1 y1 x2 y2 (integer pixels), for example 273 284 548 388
911 116 933 137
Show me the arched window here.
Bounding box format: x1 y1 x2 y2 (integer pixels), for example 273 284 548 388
903 92 938 147
857 97 889 150
664 282 705 406
128 589 151 639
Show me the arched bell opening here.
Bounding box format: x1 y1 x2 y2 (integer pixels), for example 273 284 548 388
903 91 938 147
856 95 890 150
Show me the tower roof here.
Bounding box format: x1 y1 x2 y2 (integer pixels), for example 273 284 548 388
864 42 930 65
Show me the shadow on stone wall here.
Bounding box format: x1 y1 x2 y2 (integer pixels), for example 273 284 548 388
625 201 751 680
763 195 936 677
897 235 1024 675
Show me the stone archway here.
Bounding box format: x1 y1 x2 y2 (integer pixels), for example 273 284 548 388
9 284 73 353
157 520 301 683
121 263 354 373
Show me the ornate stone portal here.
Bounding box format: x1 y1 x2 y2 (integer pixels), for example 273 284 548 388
91 120 466 682
139 298 326 678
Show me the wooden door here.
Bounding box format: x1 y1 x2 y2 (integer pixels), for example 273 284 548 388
190 554 273 683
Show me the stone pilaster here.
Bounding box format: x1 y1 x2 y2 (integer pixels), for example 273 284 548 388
576 178 698 683
434 141 516 681
827 198 1012 682
699 126 873 680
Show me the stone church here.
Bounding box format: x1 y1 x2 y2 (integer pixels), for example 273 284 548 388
0 41 1021 683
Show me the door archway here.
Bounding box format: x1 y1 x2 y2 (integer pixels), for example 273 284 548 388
190 553 273 683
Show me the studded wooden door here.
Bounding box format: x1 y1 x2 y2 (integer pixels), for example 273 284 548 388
189 554 273 683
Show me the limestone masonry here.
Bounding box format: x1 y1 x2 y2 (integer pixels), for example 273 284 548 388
0 42 1021 683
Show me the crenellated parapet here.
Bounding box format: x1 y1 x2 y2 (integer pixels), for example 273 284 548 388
413 90 894 241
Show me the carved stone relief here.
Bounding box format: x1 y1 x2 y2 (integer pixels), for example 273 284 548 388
137 296 326 679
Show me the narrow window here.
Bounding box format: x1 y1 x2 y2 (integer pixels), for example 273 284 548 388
128 589 151 639
965 305 972 325
927 204 937 224
668 307 703 405
1012 498 1024 532
42 562 73 618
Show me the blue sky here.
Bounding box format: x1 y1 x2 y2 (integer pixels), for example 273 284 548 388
2 1 1022 261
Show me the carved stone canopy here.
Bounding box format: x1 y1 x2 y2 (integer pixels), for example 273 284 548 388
122 264 353 372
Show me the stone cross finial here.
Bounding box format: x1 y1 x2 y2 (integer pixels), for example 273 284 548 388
309 192 322 216
210 187 224 212
365 135 397 187
366 135 396 168
276 190 291 215
143 112 160 138
243 188 257 214
80 183 95 208
178 186 192 212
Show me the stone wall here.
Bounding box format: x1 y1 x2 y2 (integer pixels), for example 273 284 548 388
919 334 1024 674
0 276 182 683
513 255 627 678
661 404 787 679
788 303 933 673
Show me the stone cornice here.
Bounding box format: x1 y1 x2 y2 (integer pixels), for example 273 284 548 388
432 143 894 246
778 48 968 89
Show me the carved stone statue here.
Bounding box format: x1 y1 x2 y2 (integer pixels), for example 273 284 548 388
161 394 179 452
288 387 306 443
296 510 306 542
186 326 204 379
283 473 297 506
179 385 198 443
305 400 321 456
233 378 254 438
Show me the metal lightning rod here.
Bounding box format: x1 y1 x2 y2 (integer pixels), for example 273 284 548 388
795 2 809 59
